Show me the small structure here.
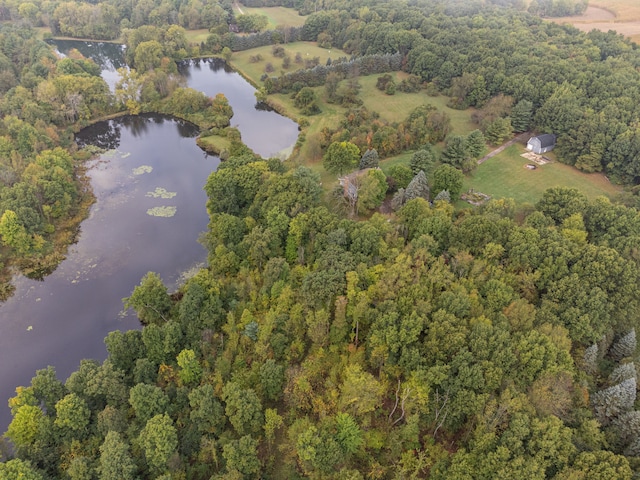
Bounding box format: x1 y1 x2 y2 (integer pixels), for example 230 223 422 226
526 134 556 154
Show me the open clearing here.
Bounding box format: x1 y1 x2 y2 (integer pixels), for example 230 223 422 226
462 144 621 205
185 29 211 45
553 3 640 44
234 3 307 29
231 41 346 86
358 73 477 135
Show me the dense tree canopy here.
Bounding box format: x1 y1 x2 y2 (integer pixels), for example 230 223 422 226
6 143 640 477
4 0 640 478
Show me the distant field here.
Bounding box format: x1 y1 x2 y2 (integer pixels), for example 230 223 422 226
462 144 621 205
590 1 640 21
234 3 307 28
185 29 211 45
553 3 640 44
358 73 477 135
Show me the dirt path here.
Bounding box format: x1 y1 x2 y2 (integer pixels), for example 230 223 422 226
234 1 245 14
477 132 530 165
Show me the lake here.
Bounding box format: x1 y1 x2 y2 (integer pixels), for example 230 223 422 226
0 42 298 432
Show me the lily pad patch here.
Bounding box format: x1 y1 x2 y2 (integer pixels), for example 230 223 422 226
147 206 177 217
132 165 153 175
146 187 177 199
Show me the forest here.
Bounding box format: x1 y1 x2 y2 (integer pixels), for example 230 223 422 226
1 0 640 478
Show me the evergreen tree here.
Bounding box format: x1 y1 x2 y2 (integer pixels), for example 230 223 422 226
511 99 533 132
409 146 437 175
583 344 599 374
466 129 487 159
359 148 379 169
609 329 636 361
391 188 406 210
484 117 513 145
609 362 636 384
434 190 451 203
441 135 475 172
404 171 430 202
592 378 637 425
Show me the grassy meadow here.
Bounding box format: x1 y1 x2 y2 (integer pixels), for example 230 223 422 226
358 73 477 134
231 41 346 84
233 3 307 29
185 29 211 45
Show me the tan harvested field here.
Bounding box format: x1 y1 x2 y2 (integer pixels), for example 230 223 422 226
553 4 640 44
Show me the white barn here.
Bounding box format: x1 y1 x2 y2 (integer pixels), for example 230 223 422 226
527 134 556 154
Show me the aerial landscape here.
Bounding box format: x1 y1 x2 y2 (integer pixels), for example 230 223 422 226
1 0 640 478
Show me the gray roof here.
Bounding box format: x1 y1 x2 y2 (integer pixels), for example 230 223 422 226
530 134 556 148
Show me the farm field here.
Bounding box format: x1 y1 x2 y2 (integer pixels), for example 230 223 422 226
461 144 622 205
553 3 640 44
234 3 307 29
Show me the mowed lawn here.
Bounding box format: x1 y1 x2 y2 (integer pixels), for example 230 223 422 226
358 73 477 135
234 4 307 28
463 144 622 204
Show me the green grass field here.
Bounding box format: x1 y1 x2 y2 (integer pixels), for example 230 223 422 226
358 73 477 135
196 135 231 155
234 4 307 29
462 144 622 204
231 41 346 85
185 29 211 45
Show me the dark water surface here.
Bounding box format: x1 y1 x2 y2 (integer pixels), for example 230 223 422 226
0 43 299 431
49 40 126 91
0 115 218 431
179 58 299 157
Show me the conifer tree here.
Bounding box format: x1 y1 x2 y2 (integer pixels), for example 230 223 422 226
466 129 487 159
391 188 406 210
404 171 430 202
592 378 637 425
410 146 437 175
511 99 533 132
610 329 636 361
359 148 379 169
434 190 451 203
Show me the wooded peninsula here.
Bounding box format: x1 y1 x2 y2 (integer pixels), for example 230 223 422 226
2 0 640 478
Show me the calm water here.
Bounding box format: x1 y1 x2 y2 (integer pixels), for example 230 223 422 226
49 40 126 91
0 43 299 431
179 58 299 157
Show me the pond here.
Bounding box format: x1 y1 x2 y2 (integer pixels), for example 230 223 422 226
0 42 299 432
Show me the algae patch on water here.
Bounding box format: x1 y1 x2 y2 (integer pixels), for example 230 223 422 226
146 187 177 199
103 149 131 159
132 165 153 175
147 206 177 217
